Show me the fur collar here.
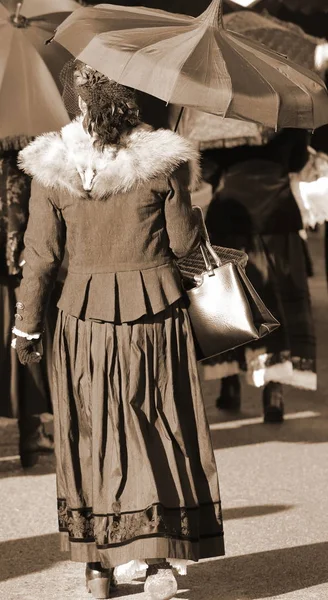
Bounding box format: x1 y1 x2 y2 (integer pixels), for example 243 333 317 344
18 118 200 198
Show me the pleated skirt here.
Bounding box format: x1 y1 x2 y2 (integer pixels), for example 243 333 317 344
53 300 224 568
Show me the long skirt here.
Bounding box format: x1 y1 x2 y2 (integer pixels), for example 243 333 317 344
53 301 224 568
202 233 317 390
0 275 56 420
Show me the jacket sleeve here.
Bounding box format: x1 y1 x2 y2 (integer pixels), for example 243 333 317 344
164 162 200 259
14 179 66 334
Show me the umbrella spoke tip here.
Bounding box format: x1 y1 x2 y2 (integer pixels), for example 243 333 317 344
199 0 223 25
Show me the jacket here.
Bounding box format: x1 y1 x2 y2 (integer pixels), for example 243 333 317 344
15 118 200 334
203 129 309 236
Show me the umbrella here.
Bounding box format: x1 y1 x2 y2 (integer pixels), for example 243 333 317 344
51 0 328 129
0 0 80 142
175 10 328 150
224 10 327 71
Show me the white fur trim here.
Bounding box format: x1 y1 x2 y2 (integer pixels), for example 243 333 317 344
18 118 200 198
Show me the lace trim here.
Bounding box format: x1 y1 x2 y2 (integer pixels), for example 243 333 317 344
114 558 189 582
57 499 223 547
12 327 41 340
202 349 316 390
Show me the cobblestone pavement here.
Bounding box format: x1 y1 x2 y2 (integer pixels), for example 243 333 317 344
1 234 327 600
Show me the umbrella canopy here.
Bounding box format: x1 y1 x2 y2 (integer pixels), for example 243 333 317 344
176 10 327 152
0 0 80 140
52 0 328 129
224 10 326 71
171 106 273 150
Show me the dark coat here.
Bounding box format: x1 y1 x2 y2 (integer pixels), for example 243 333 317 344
0 150 30 278
15 119 200 333
203 128 309 236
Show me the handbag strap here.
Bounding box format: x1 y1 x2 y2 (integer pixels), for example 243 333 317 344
193 206 222 271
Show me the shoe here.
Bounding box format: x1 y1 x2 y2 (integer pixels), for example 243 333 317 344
86 563 116 599
144 561 178 600
263 382 284 423
216 375 241 412
19 425 54 469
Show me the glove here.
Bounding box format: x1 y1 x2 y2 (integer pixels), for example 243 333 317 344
14 336 43 365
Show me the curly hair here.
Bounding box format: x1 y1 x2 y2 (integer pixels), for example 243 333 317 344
73 64 141 149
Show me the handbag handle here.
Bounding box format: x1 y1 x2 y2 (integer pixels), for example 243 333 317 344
193 205 222 273
200 241 222 273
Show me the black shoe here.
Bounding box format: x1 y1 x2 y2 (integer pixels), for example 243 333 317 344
216 375 241 412
86 563 116 599
263 382 284 423
19 424 54 469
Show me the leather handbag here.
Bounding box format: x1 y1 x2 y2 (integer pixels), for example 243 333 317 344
179 237 279 362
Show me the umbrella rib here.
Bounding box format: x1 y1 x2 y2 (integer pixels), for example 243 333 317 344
221 31 280 124
116 26 206 103
227 31 316 124
0 28 14 92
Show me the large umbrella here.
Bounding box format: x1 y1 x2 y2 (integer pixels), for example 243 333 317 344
224 10 326 71
174 8 328 150
51 0 328 129
175 10 327 150
0 0 80 141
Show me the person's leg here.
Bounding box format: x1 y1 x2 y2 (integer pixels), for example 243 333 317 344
262 382 284 423
216 374 241 411
18 358 54 468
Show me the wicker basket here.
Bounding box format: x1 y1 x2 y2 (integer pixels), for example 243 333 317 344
177 244 248 282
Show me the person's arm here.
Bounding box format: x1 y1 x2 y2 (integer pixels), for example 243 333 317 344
13 179 66 336
288 129 311 173
164 162 200 259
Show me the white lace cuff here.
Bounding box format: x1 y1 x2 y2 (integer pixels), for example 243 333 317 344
12 327 41 340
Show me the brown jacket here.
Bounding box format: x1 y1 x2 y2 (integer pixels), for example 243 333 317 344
15 118 200 333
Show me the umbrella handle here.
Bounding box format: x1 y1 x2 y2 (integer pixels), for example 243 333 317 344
174 107 184 133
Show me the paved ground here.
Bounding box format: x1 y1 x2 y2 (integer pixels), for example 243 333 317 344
1 232 327 600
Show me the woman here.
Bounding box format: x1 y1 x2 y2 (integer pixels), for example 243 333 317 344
13 63 224 600
0 144 55 467
202 128 316 423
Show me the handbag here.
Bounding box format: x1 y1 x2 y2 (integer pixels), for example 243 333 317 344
177 208 279 361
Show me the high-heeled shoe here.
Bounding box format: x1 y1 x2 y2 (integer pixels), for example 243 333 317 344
263 382 284 423
144 561 178 600
85 563 116 599
216 375 241 412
